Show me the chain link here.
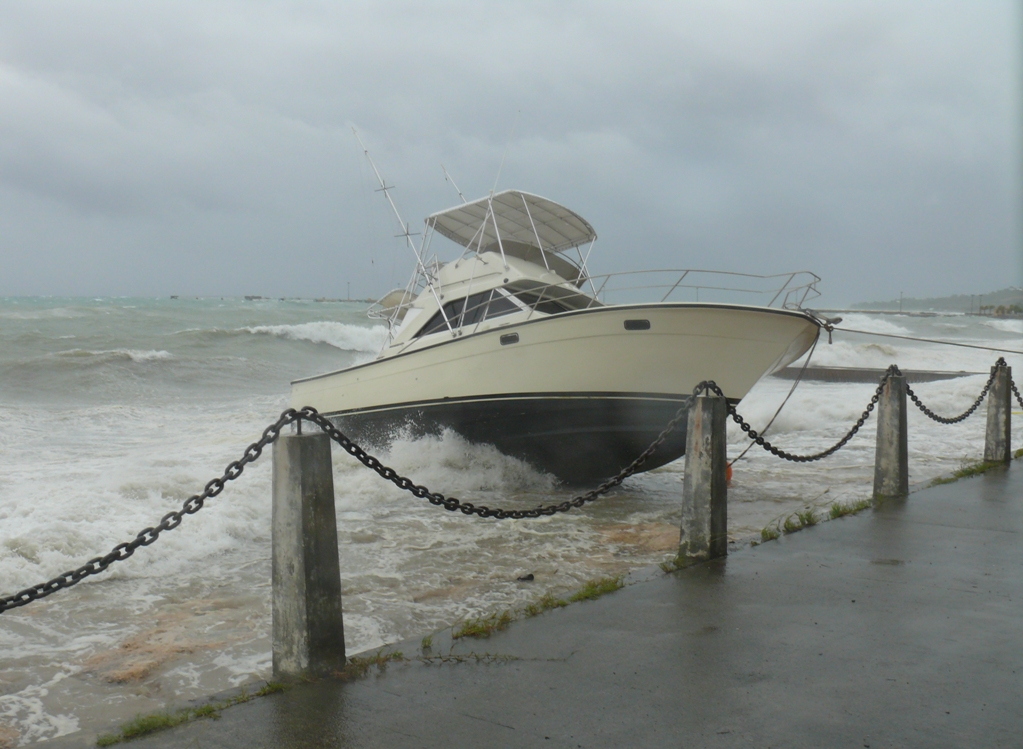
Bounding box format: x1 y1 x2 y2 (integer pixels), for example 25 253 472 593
1012 379 1023 413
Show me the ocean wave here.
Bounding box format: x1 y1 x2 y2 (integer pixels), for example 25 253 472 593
835 313 911 336
52 349 174 363
167 322 387 353
0 307 88 321
983 319 1023 334
242 322 387 352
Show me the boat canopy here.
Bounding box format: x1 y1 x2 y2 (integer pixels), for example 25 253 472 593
427 190 597 254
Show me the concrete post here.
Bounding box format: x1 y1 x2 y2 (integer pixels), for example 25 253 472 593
873 374 909 501
678 394 728 565
272 431 346 678
984 364 1012 463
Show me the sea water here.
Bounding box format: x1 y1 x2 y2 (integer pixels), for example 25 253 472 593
1 297 1021 744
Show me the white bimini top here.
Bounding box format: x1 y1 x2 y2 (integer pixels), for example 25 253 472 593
427 190 597 254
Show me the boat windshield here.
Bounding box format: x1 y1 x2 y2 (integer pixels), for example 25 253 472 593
414 282 599 339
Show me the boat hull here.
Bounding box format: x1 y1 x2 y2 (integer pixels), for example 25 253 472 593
292 303 819 483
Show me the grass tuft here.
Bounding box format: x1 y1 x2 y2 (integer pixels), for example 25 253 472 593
568 575 624 602
796 509 817 527
254 681 287 697
782 515 802 534
930 460 1003 486
524 592 568 617
453 574 624 642
1014 448 1023 460
760 526 780 542
94 680 293 745
343 651 405 678
829 498 873 519
420 635 433 651
97 708 204 745
453 611 514 639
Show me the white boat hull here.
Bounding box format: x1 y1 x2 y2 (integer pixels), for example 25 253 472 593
291 303 819 482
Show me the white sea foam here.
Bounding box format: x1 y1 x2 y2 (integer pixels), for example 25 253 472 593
983 319 1023 334
835 313 912 335
51 349 174 363
243 322 388 352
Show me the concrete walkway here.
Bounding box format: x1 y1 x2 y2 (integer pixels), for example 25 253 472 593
64 465 1023 748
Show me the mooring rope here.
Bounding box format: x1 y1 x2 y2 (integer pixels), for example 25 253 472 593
833 326 1023 356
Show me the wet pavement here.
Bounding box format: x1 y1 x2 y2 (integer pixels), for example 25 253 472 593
53 464 1023 748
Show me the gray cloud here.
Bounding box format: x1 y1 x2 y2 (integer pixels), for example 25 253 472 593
0 0 1019 304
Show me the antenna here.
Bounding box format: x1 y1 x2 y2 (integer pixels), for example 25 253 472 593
350 127 451 334
352 127 423 257
490 109 521 197
441 165 467 204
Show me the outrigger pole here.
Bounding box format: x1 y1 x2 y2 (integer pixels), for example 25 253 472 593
351 127 454 336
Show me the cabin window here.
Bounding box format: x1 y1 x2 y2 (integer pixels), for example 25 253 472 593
482 290 519 320
413 282 592 339
416 289 514 338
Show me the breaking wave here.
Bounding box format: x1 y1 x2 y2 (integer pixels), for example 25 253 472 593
983 319 1023 334
170 322 387 353
243 322 387 352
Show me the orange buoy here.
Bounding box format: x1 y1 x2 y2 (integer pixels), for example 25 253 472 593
726 463 733 484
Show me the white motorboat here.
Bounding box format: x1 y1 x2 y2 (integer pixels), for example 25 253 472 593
292 186 823 483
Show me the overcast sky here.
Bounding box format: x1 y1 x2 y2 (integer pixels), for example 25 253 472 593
1 1 1020 305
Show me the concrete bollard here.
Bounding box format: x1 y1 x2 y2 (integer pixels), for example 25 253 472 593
678 394 728 565
984 364 1012 463
272 430 346 678
873 373 909 500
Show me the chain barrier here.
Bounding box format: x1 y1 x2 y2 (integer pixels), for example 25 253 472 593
905 357 1005 424
695 368 895 463
1 398 693 613
717 357 1014 462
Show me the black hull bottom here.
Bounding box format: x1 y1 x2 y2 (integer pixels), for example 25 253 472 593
327 394 707 485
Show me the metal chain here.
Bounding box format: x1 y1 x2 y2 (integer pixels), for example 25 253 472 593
697 369 896 463
1 399 693 612
712 356 1014 462
905 357 1005 424
0 410 301 614
299 401 691 520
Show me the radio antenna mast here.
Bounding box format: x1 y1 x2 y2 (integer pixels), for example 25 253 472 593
441 164 467 204
351 127 447 328
351 127 427 268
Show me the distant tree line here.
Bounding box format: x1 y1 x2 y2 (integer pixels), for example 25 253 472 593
979 304 1023 317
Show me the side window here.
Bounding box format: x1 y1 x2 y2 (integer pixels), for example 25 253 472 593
459 291 491 327
417 298 463 337
415 292 493 338
483 291 519 320
416 310 449 337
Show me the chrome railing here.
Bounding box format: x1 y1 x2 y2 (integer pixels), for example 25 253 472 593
584 269 821 309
